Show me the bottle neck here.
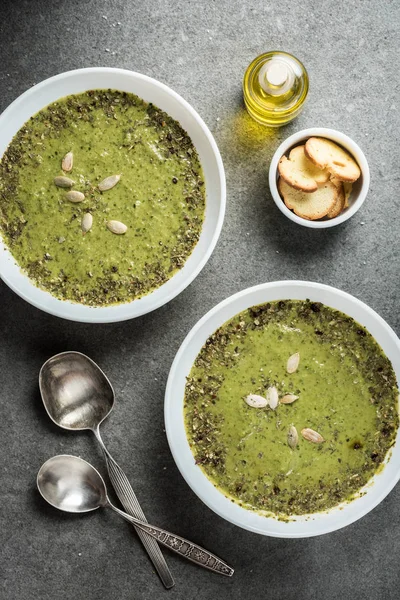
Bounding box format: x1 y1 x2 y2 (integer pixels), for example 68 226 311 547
258 59 295 96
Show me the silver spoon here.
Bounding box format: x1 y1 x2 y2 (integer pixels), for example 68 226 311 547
39 351 173 588
37 455 234 577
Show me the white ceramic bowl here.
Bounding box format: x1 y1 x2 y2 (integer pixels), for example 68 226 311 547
165 281 400 537
269 128 370 228
0 68 225 322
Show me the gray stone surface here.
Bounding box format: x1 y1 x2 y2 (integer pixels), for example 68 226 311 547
1 0 399 598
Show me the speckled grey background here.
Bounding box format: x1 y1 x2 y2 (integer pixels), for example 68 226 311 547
1 0 399 598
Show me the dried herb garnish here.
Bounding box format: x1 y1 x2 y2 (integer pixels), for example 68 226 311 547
0 89 206 306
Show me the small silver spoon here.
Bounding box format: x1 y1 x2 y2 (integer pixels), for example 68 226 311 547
37 455 234 577
39 351 173 588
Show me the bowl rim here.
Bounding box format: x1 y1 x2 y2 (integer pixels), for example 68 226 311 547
165 280 400 537
268 127 370 229
0 67 226 322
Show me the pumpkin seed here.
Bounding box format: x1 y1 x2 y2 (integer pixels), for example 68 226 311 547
245 394 268 408
280 394 299 405
81 213 93 234
98 174 121 191
61 151 73 172
107 220 127 235
266 386 279 410
301 428 324 443
288 426 298 449
287 352 300 374
65 190 85 203
54 176 75 188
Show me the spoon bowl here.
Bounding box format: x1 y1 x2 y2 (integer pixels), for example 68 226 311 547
39 352 114 431
37 455 107 513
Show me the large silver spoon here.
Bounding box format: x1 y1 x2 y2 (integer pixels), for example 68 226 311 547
37 455 234 577
39 351 173 588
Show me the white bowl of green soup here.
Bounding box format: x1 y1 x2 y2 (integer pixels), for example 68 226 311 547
0 68 225 322
165 281 400 537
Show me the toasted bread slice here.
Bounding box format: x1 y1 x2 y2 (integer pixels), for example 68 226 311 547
278 145 329 192
327 178 346 218
343 181 352 208
305 137 361 182
278 177 338 220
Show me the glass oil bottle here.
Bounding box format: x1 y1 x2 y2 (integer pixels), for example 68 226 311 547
243 51 309 127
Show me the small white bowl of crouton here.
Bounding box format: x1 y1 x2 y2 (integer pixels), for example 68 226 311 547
269 128 370 228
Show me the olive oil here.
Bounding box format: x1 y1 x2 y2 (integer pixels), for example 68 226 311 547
243 51 309 127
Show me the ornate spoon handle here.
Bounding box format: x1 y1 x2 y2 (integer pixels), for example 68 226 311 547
110 503 234 577
94 427 174 589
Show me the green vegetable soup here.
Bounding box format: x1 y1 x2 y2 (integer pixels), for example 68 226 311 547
184 300 399 517
0 90 205 305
